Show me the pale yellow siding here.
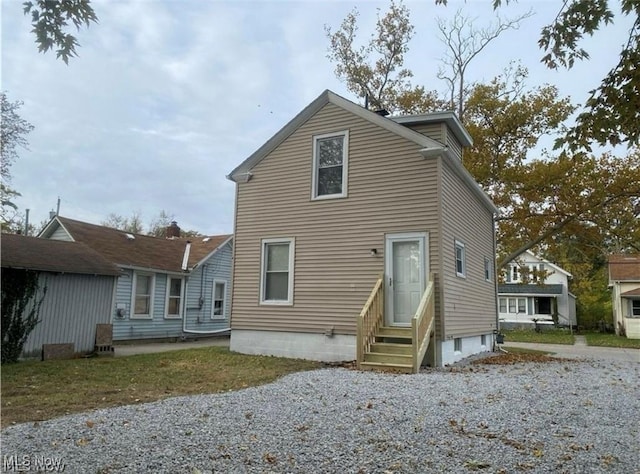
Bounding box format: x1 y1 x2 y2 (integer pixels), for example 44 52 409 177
232 103 443 335
440 159 497 338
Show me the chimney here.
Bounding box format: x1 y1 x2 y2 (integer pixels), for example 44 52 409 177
166 221 181 239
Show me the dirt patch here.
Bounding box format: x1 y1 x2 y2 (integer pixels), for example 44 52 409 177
471 352 575 365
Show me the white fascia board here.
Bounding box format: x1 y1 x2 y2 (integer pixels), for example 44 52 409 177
38 216 74 241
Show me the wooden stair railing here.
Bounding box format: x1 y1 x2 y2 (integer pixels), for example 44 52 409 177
356 277 384 369
357 273 436 373
411 273 436 373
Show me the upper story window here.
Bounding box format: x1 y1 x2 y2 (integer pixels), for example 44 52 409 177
132 272 154 319
260 238 295 305
455 240 466 278
312 131 349 199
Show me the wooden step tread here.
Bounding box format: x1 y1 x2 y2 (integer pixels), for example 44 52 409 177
369 342 413 355
377 327 412 338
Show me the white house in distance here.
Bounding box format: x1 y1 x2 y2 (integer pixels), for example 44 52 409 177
498 251 576 329
608 254 640 339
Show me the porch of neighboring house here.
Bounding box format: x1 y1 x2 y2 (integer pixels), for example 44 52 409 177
498 284 569 330
356 272 437 373
620 291 640 339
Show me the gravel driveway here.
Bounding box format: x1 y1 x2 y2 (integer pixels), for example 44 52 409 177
2 359 638 473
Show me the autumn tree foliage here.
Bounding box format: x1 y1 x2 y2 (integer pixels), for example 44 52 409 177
437 0 640 149
326 1 639 326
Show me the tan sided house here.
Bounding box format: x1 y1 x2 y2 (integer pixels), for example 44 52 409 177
227 90 498 371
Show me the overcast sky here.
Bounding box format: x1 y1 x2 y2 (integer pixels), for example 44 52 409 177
1 0 630 235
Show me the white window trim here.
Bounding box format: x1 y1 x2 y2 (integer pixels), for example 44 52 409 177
260 237 295 305
311 130 349 200
131 271 155 320
164 276 184 320
211 279 228 320
455 240 466 278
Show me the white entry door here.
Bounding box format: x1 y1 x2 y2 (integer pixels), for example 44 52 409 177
385 233 428 326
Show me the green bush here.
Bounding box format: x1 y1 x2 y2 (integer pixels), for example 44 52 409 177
1 268 46 363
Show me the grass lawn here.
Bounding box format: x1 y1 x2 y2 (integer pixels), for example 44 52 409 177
500 329 575 345
583 332 640 349
0 347 321 427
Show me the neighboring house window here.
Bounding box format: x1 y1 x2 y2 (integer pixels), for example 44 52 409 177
165 277 183 319
312 131 349 199
518 298 527 314
484 257 492 281
632 300 640 317
455 240 466 277
507 297 527 314
132 272 154 319
260 238 295 305
511 265 519 282
499 298 507 313
212 280 227 319
454 338 462 352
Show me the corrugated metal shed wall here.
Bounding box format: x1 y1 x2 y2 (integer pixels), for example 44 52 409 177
22 272 116 357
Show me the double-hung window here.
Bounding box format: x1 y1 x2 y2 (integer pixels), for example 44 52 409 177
165 277 183 319
212 280 227 319
260 238 295 305
455 240 466 277
132 272 154 319
312 131 349 199
632 300 640 317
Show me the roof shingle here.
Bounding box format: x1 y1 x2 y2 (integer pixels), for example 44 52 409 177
55 217 231 273
1 233 121 276
608 254 640 281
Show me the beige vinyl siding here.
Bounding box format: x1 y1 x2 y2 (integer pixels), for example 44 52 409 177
445 130 463 161
405 123 445 144
232 103 442 335
440 158 497 338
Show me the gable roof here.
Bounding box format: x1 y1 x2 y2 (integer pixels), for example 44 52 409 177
1 233 121 276
39 216 232 273
609 254 640 281
507 250 572 278
227 89 497 214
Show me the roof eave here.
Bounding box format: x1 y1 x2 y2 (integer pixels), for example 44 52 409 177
227 89 444 182
392 111 473 147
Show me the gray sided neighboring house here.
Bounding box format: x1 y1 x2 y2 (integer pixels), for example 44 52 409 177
40 216 233 341
1 233 121 357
